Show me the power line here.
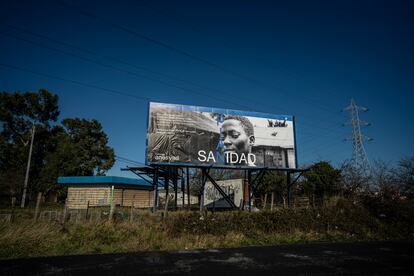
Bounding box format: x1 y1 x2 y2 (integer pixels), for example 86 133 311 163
299 139 350 166
0 63 150 101
1 22 245 95
299 131 349 157
0 60 345 154
0 28 344 137
55 0 344 123
140 1 345 120
295 124 346 141
0 26 279 115
0 30 247 110
55 0 264 86
1 60 350 163
115 155 146 166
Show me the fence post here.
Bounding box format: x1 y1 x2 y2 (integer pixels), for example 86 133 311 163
11 197 16 222
164 194 170 219
130 195 135 223
33 192 42 222
271 192 274 211
85 200 90 220
109 186 116 222
62 198 68 224
109 200 116 222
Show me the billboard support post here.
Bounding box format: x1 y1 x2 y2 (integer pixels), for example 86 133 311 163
288 171 306 209
248 170 252 212
199 168 203 213
186 167 190 209
123 165 308 213
248 169 266 205
164 169 169 209
199 168 206 214
152 166 159 213
243 170 247 210
181 169 185 208
287 172 292 208
174 168 178 210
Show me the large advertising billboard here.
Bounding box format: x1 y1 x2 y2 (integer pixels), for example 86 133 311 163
146 102 297 168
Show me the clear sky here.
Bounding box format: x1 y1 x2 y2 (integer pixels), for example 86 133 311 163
0 0 413 176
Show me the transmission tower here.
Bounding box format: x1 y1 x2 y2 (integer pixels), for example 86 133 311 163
343 98 372 171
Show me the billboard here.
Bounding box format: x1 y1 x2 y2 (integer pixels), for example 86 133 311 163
146 102 297 168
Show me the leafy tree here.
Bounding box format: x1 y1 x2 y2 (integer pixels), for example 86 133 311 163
303 161 341 203
0 90 60 202
0 89 59 142
254 171 286 207
61 118 115 176
35 119 115 197
35 127 75 195
0 90 115 203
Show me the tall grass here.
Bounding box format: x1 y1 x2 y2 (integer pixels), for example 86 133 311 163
1 198 413 260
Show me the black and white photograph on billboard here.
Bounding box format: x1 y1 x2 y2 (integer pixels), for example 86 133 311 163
146 102 296 168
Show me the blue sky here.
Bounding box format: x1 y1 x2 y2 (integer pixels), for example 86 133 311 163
0 0 413 176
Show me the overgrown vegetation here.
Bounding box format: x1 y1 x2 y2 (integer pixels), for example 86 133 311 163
1 195 413 260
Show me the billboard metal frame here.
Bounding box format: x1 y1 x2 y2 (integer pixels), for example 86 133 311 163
138 102 306 212
122 164 308 213
145 102 299 170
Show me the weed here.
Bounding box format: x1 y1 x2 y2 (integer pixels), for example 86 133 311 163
1 199 413 260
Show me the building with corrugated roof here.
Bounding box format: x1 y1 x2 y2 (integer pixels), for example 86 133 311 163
58 176 154 209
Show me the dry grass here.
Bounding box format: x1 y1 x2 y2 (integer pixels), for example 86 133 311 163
0 221 329 260
1 199 413 260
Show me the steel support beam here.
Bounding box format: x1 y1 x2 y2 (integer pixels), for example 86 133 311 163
186 167 190 208
199 168 207 213
287 172 291 208
250 169 267 196
152 166 159 212
287 170 304 208
205 171 237 209
173 168 178 209
181 169 185 208
248 170 252 211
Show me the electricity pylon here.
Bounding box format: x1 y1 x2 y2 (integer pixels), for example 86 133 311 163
343 98 372 172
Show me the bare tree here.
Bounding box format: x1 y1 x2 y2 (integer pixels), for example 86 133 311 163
394 156 414 198
340 160 371 197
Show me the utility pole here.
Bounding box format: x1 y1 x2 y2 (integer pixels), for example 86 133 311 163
343 99 372 172
21 124 35 208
